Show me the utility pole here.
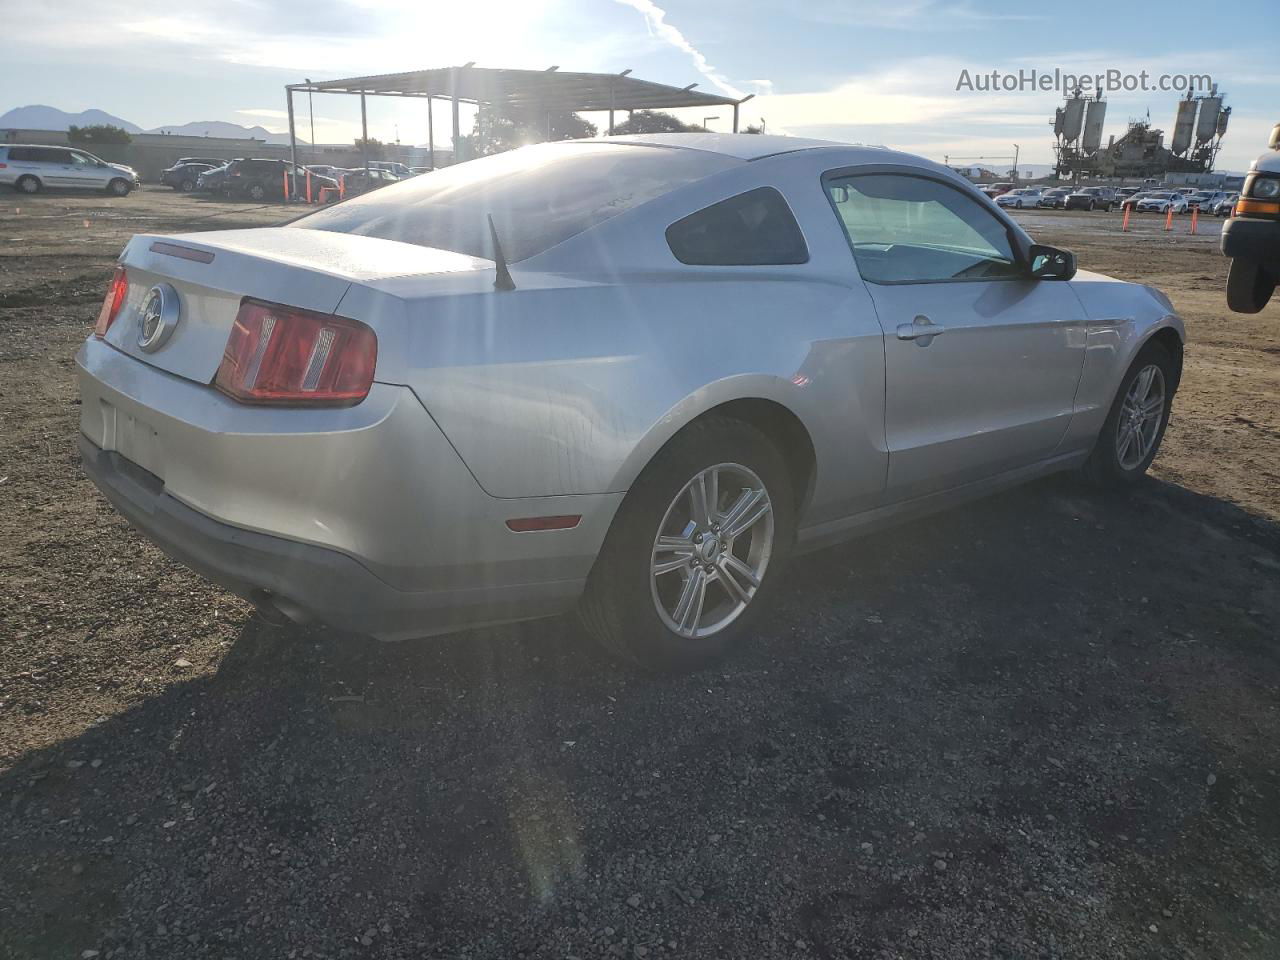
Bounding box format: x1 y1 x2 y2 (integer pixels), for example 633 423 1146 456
1012 143 1020 183
304 78 315 159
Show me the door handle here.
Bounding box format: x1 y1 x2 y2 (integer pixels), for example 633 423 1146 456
896 315 947 345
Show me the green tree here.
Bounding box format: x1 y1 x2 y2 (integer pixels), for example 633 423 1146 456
609 110 703 135
354 137 385 159
67 124 132 144
458 103 597 158
741 123 765 135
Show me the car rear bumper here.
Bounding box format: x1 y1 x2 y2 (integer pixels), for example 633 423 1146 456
76 337 623 639
1221 216 1280 270
80 435 589 638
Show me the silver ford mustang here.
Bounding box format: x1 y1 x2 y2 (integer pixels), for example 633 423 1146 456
77 134 1183 670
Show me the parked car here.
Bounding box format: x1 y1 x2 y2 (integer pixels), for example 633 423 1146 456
305 164 344 180
195 162 235 193
1213 193 1239 217
1064 186 1115 211
1222 122 1280 312
368 161 414 179
1185 190 1225 211
409 166 434 175
1119 190 1154 210
174 156 226 168
980 182 1014 197
160 162 216 192
995 188 1043 209
1136 192 1189 214
77 134 1184 671
221 159 337 201
0 144 139 196
1038 188 1071 209
336 167 399 196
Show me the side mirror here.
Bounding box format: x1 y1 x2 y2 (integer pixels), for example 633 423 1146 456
1029 243 1076 281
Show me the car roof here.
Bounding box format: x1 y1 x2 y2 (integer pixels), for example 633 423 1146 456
589 132 859 162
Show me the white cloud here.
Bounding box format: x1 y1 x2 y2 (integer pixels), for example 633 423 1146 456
802 0 1043 29
612 0 753 99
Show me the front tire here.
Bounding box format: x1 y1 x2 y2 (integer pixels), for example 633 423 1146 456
179 178 195 192
1015 200 1023 209
579 417 794 672
1083 341 1176 487
15 175 41 194
247 183 266 201
1226 258 1276 314
106 178 131 197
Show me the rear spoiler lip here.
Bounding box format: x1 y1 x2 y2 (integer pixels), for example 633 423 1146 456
149 241 215 264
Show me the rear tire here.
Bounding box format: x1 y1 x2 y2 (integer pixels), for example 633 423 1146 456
579 416 794 672
1083 341 1176 487
179 178 195 192
1226 258 1276 314
16 175 41 194
106 178 131 197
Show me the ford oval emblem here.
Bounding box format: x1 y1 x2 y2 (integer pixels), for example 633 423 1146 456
137 284 179 352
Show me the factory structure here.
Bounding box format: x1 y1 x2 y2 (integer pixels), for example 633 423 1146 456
1052 86 1230 180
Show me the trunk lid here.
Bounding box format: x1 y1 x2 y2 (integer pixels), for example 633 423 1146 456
105 227 490 384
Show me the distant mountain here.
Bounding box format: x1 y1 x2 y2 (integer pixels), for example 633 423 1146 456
0 105 301 144
144 120 300 145
0 104 142 133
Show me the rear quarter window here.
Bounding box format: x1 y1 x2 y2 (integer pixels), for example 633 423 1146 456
665 187 809 265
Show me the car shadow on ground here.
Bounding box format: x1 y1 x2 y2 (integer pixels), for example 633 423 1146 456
3 475 1279 958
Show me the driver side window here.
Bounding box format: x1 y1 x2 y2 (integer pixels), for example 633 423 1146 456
825 173 1022 284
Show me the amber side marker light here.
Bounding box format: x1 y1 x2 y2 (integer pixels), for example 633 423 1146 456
1235 198 1280 217
505 515 582 532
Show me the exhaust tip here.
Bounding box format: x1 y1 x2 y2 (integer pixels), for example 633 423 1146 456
249 589 311 627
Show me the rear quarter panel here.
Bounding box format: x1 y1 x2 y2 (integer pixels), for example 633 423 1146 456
381 273 887 528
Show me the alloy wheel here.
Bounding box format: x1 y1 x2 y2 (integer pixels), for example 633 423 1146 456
1115 364 1165 470
650 462 774 640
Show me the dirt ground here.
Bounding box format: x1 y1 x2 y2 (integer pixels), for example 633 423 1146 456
1 187 1278 960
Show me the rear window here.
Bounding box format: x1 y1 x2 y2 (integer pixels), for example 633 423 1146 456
291 141 738 262
666 188 808 265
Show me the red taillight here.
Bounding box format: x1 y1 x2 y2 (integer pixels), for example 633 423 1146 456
214 300 377 406
94 266 128 337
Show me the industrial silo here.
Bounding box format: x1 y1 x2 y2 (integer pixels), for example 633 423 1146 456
1171 97 1198 155
1197 95 1222 144
1083 99 1107 153
1216 106 1231 139
1062 95 1086 143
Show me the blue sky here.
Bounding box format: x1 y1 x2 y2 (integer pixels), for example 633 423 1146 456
3 0 1276 170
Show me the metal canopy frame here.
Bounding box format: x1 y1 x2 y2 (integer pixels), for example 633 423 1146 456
284 65 754 175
